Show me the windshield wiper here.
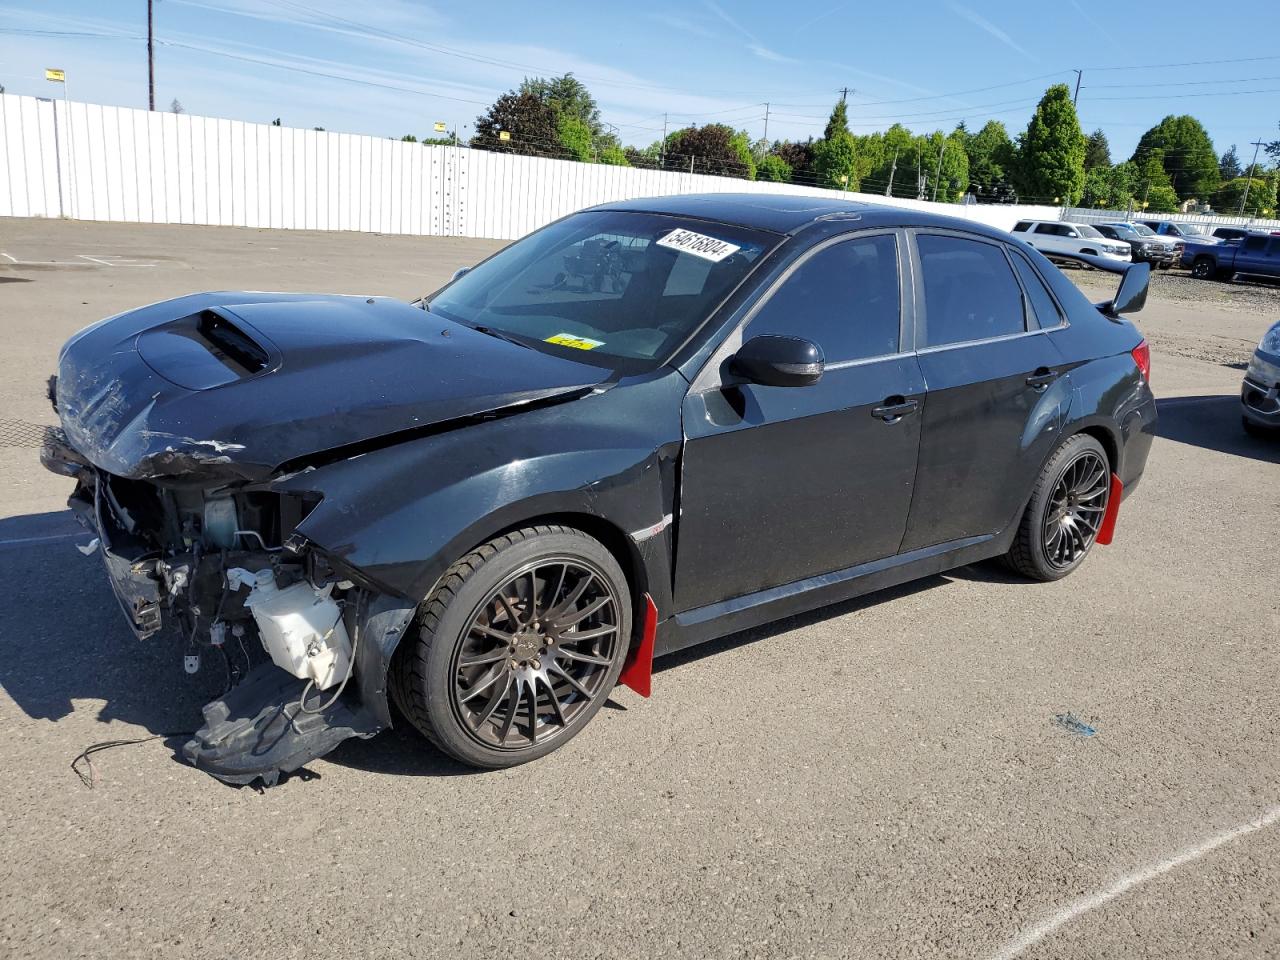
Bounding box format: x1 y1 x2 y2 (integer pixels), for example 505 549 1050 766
471 324 534 350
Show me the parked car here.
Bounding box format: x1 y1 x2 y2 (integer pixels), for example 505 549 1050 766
1139 220 1221 245
1242 320 1280 437
42 194 1156 785
1011 219 1133 262
1094 222 1179 268
1184 232 1280 282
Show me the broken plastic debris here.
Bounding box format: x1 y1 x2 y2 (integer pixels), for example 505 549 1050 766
1052 713 1097 737
76 538 100 556
184 654 201 674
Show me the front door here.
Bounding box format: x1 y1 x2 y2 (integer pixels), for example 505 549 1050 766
673 232 925 613
899 231 1068 552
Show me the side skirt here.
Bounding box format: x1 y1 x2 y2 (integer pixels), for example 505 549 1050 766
655 532 1009 658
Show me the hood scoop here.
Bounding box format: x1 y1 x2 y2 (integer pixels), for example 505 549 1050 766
137 308 277 390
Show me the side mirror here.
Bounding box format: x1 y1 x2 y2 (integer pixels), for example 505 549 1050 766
731 335 824 387
451 266 471 282
1110 261 1150 316
1066 229 1079 238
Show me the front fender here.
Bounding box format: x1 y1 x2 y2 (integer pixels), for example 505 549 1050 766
274 376 684 616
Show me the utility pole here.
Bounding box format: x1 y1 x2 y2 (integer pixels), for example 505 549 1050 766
147 0 156 110
931 139 945 202
660 113 668 167
1072 69 1082 107
762 103 769 145
839 86 849 104
1240 139 1266 214
885 146 898 197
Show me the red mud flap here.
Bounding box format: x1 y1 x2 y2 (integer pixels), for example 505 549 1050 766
618 593 657 698
1096 472 1123 545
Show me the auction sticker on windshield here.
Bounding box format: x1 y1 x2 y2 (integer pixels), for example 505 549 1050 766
545 333 605 350
656 228 741 262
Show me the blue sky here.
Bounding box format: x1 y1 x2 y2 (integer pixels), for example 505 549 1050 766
2 0 1278 160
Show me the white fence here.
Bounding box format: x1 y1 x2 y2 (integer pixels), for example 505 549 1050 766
2 93 1062 241
1063 205 1280 233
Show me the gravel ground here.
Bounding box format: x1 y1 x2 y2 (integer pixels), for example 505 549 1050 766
1 219 1277 960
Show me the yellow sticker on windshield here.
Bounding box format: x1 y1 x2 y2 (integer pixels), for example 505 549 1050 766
545 333 604 350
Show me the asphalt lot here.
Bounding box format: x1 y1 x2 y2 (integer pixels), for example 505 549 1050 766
1 218 1277 960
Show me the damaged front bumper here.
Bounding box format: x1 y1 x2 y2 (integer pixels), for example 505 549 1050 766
43 429 416 787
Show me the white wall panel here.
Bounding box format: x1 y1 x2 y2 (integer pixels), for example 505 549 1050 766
1 93 1075 240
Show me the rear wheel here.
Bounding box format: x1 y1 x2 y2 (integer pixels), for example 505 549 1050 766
1005 434 1111 581
391 526 631 768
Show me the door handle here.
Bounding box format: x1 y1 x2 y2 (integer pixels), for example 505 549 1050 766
1026 367 1059 390
872 397 919 423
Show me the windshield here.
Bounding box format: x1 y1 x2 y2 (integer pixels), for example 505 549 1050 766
1127 223 1156 236
1175 222 1213 237
1075 224 1104 239
428 211 776 369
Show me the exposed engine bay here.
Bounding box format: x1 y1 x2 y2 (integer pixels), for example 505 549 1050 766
43 425 411 787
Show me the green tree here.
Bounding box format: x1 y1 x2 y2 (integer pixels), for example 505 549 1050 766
1084 129 1111 170
964 120 1018 202
862 124 918 197
664 124 756 179
1215 176 1277 216
1131 115 1219 200
757 153 792 182
824 98 849 141
557 113 594 162
624 144 662 169
1219 144 1242 180
472 91 563 157
598 143 629 166
1014 84 1086 204
520 73 602 138
770 140 816 184
917 129 970 201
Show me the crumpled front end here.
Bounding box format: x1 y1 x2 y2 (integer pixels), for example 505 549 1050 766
43 426 415 787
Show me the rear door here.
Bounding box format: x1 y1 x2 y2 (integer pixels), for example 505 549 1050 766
898 231 1068 552
674 231 924 612
1233 235 1270 277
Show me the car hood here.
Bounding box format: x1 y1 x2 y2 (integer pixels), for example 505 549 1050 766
55 292 613 483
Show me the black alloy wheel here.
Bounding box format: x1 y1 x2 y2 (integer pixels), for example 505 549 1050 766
1191 257 1215 280
452 558 621 750
1040 450 1109 569
1005 433 1111 581
391 526 632 768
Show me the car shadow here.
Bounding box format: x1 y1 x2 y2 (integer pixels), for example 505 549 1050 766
1155 395 1280 464
0 511 226 735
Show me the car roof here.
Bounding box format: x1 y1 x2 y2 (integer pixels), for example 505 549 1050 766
587 192 1013 240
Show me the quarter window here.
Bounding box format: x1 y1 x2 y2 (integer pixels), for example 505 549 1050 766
1010 251 1064 328
1244 236 1266 253
916 234 1027 347
746 234 901 362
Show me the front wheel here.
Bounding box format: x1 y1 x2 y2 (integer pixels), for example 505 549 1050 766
1005 434 1111 581
390 526 632 768
1191 257 1216 280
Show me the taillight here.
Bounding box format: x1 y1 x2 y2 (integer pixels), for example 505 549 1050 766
1131 339 1151 384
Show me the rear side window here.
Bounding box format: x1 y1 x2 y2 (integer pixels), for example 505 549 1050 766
1012 221 1031 232
1010 251 1064 328
1244 236 1266 252
916 234 1027 347
747 234 901 362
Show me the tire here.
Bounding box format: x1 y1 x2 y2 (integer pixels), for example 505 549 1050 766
1191 257 1216 280
390 525 632 768
1005 434 1111 582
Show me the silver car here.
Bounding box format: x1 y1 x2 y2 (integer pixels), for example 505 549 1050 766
1243 320 1280 437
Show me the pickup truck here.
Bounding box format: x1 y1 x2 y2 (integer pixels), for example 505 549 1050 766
1185 233 1280 282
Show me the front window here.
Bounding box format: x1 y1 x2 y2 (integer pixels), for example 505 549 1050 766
1175 222 1213 238
1128 223 1156 237
1075 224 1104 239
428 211 776 369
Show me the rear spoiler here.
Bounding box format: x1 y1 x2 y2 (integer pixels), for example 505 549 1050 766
1037 250 1150 318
